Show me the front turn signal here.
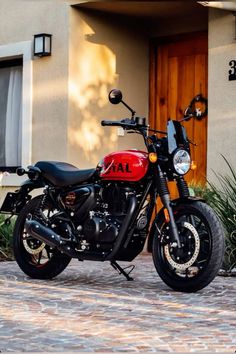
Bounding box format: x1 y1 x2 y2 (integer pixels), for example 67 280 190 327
191 161 197 170
164 208 170 223
149 152 158 163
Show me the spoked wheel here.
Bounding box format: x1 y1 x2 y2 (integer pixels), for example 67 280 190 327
152 201 225 292
13 196 71 279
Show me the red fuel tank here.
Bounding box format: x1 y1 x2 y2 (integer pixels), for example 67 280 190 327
98 150 149 181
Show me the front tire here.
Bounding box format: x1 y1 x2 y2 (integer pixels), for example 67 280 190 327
152 201 225 292
13 196 71 279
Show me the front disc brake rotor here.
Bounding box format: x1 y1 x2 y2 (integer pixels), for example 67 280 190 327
164 221 200 271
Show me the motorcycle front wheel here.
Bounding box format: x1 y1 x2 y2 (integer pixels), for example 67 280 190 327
152 201 225 292
13 196 71 279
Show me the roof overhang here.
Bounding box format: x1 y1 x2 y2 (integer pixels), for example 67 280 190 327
198 2 236 11
72 1 208 20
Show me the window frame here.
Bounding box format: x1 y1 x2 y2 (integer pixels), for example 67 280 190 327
0 41 32 186
0 57 23 173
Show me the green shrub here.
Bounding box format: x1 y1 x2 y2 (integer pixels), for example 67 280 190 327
191 156 236 272
0 214 15 261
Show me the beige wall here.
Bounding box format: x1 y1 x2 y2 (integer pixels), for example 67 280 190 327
0 0 70 167
68 7 149 168
0 0 75 198
208 8 236 181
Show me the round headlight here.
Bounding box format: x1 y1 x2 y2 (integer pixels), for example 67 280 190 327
173 149 191 175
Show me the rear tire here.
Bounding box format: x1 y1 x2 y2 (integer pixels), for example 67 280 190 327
152 201 225 292
13 196 71 279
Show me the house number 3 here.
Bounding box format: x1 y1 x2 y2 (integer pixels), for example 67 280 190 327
229 60 236 81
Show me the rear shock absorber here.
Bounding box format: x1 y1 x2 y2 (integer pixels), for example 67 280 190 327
33 192 49 224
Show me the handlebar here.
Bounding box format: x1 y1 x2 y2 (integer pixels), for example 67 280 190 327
101 120 124 127
101 117 147 130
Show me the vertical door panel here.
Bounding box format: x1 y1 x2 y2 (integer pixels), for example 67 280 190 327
150 33 208 194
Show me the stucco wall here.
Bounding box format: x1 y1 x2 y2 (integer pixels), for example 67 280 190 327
68 7 149 168
0 0 74 197
0 0 70 166
208 8 236 181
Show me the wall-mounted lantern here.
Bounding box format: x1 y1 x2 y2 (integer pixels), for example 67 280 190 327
33 33 52 57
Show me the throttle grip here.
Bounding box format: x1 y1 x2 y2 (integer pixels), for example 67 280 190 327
101 120 121 127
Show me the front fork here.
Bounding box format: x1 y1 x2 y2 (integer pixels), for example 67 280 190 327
157 167 189 248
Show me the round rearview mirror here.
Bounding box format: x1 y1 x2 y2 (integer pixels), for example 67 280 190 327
108 89 123 104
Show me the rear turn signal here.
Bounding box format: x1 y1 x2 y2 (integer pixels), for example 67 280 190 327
149 152 157 163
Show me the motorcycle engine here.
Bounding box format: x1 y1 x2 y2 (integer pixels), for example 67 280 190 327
82 184 132 247
59 183 133 251
83 212 120 244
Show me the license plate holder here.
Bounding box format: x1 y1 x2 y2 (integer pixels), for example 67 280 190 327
0 192 31 214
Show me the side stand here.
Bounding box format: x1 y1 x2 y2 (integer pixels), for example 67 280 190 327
111 261 134 281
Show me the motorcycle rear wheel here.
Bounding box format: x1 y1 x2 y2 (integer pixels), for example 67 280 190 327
152 201 225 292
13 196 71 279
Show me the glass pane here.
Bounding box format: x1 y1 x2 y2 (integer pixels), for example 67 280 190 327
0 65 22 168
0 67 10 166
35 36 43 54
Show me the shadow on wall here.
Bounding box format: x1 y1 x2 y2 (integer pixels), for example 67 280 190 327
68 8 148 168
68 82 118 167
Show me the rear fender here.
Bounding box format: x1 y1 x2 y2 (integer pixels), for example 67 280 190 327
19 179 45 194
0 179 45 215
147 196 205 252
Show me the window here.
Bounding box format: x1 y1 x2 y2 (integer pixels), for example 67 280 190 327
0 41 32 186
0 58 23 172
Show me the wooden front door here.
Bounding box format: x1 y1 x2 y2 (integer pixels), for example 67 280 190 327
150 32 208 189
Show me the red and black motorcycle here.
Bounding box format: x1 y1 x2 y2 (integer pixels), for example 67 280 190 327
1 89 225 292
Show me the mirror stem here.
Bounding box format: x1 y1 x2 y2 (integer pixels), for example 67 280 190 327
121 100 136 118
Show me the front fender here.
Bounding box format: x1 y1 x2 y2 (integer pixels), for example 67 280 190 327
0 179 45 215
147 196 205 252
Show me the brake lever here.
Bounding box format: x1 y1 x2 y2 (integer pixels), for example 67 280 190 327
127 131 143 135
179 114 194 122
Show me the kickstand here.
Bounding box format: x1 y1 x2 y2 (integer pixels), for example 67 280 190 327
110 261 134 281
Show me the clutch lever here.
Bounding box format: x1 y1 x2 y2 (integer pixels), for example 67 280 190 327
188 138 197 146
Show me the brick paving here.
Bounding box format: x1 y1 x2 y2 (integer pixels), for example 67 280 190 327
0 253 235 352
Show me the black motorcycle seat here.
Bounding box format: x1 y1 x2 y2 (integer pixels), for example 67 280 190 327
35 161 96 187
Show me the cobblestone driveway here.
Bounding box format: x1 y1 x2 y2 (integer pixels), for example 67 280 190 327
0 254 235 352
